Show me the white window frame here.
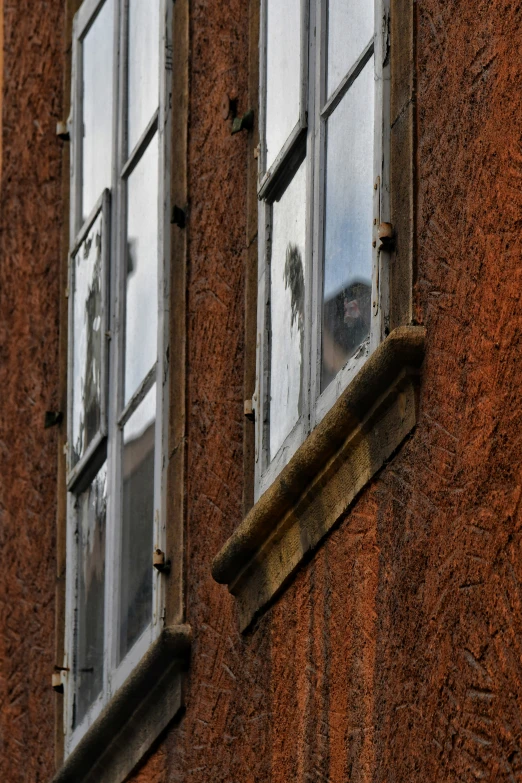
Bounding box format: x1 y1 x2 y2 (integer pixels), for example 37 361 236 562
63 0 172 754
255 0 391 500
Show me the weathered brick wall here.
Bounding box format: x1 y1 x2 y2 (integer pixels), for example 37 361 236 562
0 1 64 781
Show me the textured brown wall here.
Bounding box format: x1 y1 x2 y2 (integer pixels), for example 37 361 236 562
0 1 64 781
2 0 522 781
0 0 3 181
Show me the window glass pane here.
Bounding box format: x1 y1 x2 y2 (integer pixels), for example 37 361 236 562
327 0 373 97
82 0 114 222
71 212 104 468
125 135 159 403
127 0 160 154
75 463 107 727
265 0 301 170
269 159 307 459
119 385 156 663
321 58 374 392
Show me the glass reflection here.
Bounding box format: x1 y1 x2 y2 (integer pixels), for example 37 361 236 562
119 385 155 663
127 0 160 154
75 463 107 727
266 0 301 170
72 213 104 467
270 159 306 459
82 0 114 223
327 0 374 98
125 135 159 402
321 58 374 391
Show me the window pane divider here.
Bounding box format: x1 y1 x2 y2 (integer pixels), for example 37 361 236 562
66 430 106 493
117 362 157 428
258 123 307 203
71 188 110 256
75 0 107 40
120 108 159 181
320 37 374 121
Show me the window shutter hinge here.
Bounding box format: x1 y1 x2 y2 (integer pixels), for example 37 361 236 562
65 286 69 299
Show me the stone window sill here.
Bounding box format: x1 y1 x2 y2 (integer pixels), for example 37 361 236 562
52 625 191 783
212 326 426 631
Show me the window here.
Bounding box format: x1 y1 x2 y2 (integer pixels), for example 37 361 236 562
213 0 422 631
255 0 390 498
63 0 170 752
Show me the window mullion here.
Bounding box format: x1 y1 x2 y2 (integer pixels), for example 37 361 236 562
301 0 317 437
309 0 325 432
153 0 172 631
373 0 391 348
70 26 82 242
103 0 126 704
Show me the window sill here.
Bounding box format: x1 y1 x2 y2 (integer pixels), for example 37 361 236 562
212 326 426 631
52 624 191 783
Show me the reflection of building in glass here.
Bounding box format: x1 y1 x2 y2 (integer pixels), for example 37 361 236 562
321 278 371 390
283 242 304 415
120 417 155 661
73 224 103 465
76 467 106 726
81 230 103 448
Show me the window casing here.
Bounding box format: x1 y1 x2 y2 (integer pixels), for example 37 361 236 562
64 0 171 753
255 0 390 499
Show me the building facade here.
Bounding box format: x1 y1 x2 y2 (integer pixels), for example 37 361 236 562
1 1 522 782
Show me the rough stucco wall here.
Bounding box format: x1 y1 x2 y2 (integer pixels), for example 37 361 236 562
1 0 521 781
0 1 63 781
136 0 522 781
377 0 522 778
0 0 3 180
